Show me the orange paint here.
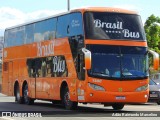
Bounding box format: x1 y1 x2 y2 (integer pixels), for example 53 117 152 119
85 40 147 47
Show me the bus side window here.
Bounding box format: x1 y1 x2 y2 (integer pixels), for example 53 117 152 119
12 26 24 46
69 12 84 49
56 14 69 38
68 12 85 81
4 31 8 47
25 24 34 44
69 12 83 37
34 18 57 42
5 29 20 47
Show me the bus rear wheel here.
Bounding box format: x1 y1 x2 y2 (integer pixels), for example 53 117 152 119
62 87 78 110
23 84 34 105
15 84 23 104
112 103 124 110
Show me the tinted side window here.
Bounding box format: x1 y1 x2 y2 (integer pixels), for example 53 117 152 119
69 12 83 36
4 31 9 47
25 24 34 44
56 15 69 38
4 17 57 47
34 18 57 42
27 56 68 77
5 30 14 47
4 26 25 47
15 27 25 46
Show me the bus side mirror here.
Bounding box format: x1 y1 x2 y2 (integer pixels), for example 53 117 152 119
82 48 91 70
148 50 159 70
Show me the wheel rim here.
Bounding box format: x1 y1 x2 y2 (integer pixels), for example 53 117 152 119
64 92 70 106
16 86 20 101
24 85 29 103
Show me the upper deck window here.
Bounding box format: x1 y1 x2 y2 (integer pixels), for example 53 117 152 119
4 18 57 47
84 12 146 40
56 12 83 38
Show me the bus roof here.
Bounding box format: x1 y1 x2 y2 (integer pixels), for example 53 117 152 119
71 7 137 14
5 7 137 31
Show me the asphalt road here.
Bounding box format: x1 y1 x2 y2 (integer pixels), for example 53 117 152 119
0 93 160 120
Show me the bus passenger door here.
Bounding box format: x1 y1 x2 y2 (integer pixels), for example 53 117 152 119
27 58 39 99
27 58 47 99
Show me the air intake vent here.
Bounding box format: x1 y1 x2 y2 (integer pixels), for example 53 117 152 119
3 62 8 71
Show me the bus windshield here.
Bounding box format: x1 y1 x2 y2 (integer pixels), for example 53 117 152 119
87 45 149 80
84 12 145 40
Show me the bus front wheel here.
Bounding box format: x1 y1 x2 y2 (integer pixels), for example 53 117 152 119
23 84 34 105
63 87 78 110
112 103 124 110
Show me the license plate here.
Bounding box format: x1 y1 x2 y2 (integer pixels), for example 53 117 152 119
150 94 158 97
116 96 126 100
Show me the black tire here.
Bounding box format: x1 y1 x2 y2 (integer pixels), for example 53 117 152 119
157 101 160 105
15 84 23 104
112 104 124 110
62 87 78 110
23 84 34 105
52 100 61 105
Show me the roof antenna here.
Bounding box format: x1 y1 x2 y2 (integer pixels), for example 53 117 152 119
68 0 70 11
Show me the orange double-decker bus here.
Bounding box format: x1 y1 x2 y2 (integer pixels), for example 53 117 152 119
2 7 159 110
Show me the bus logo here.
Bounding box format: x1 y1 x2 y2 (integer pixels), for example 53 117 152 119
37 41 54 57
53 56 65 73
118 88 123 92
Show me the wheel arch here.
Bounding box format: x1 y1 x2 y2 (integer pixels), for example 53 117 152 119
60 81 68 100
14 80 19 96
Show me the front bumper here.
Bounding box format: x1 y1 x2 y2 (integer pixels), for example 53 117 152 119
84 90 148 103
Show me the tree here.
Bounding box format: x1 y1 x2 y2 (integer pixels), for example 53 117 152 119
144 15 160 71
144 14 160 53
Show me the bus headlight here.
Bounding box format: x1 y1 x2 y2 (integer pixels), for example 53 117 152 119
136 84 148 92
88 83 105 91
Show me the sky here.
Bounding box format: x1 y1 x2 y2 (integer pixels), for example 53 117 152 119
0 0 160 36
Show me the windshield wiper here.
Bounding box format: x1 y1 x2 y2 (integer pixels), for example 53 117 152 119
121 74 145 78
92 72 109 77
